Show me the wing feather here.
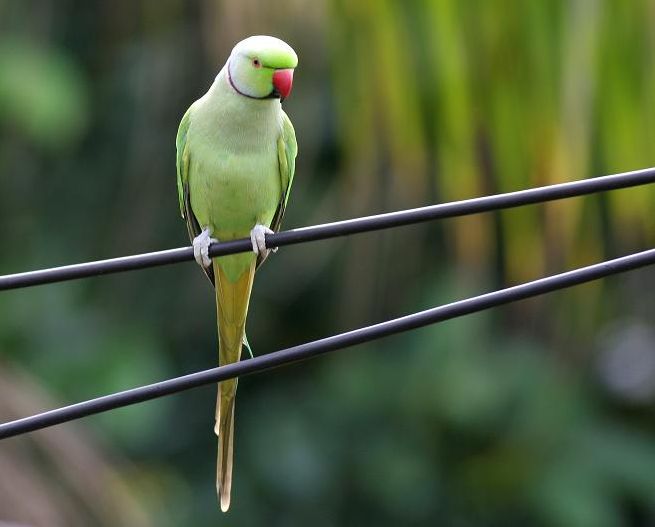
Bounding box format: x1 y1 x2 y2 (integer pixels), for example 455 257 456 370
176 105 215 283
257 111 298 268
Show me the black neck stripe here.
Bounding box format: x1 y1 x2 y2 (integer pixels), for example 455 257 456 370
227 60 278 100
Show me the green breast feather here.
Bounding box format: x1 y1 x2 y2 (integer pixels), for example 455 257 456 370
175 106 297 279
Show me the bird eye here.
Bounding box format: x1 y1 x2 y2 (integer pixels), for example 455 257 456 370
252 58 261 68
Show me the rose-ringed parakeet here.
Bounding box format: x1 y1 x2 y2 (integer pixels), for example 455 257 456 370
175 35 298 512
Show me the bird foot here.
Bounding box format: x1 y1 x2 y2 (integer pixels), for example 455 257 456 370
193 227 219 268
250 224 276 257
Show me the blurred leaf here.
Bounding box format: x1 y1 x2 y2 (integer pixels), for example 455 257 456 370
0 38 88 148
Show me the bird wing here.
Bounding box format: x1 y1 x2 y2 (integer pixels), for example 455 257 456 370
176 105 215 283
257 110 298 269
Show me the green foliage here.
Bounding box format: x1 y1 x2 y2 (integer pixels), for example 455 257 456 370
0 39 88 148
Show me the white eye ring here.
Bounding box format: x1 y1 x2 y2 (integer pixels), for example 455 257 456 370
252 58 261 68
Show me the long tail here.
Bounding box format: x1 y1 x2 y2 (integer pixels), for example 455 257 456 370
212 259 255 512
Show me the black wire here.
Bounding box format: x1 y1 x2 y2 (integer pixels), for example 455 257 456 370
1 167 654 291
1 246 654 439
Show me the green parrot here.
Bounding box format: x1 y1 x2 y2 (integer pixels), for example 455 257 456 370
175 35 298 512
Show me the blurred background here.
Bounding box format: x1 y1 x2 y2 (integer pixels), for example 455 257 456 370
1 0 655 525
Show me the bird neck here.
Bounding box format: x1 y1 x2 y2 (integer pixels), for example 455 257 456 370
190 68 283 152
205 68 281 127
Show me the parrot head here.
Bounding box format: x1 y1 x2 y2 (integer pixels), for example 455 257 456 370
227 35 298 101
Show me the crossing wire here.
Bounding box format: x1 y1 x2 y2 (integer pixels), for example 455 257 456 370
1 245 654 439
1 166 655 291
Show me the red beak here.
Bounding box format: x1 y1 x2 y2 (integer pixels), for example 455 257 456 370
272 69 294 100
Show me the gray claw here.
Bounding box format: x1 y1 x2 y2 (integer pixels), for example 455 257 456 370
192 227 218 268
250 224 274 257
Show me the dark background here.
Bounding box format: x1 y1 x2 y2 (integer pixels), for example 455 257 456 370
1 1 655 525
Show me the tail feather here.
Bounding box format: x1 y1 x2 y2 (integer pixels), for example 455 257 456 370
216 392 235 512
212 259 255 512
